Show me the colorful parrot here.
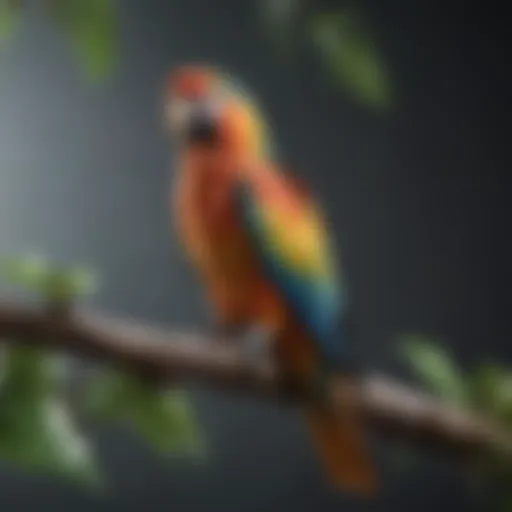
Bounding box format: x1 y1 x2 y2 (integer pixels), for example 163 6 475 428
164 64 377 495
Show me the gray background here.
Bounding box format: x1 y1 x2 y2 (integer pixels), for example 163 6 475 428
0 1 509 510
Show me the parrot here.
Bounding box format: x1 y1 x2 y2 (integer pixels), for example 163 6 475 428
163 64 377 495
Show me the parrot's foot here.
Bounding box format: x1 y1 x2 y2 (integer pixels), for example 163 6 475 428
239 325 276 370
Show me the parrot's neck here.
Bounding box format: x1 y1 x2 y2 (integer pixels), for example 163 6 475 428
179 130 271 172
179 145 255 179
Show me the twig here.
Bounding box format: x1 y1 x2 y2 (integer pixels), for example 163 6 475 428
0 300 510 460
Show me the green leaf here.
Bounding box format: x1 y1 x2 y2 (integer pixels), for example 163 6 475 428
45 265 99 302
0 397 100 485
399 335 468 405
0 254 98 301
84 369 132 421
0 347 66 398
495 375 512 426
471 364 503 410
131 389 205 456
0 0 22 47
0 253 52 293
47 0 118 81
309 9 391 109
85 370 205 458
0 348 101 485
40 399 100 484
65 266 99 296
471 364 512 425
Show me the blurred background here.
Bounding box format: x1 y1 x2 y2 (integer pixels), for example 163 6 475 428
0 1 510 511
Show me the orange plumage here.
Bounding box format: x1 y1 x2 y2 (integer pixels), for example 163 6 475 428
166 65 377 495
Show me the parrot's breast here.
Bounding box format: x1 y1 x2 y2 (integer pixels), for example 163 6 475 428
173 153 262 295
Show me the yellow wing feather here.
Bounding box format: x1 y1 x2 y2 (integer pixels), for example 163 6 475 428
262 201 338 281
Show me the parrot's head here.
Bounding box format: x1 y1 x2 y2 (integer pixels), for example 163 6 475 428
163 64 275 157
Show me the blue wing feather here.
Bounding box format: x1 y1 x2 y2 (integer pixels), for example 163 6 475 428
234 180 347 367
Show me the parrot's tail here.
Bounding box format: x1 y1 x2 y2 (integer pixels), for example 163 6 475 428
304 400 377 496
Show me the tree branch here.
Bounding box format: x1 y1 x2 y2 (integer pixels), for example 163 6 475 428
0 300 510 461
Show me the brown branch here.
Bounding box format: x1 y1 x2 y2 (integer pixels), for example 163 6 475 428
0 300 510 461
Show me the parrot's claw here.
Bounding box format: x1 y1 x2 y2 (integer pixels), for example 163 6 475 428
239 325 276 369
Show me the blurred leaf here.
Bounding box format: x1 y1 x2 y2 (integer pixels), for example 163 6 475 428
47 0 118 81
45 265 99 302
0 253 52 293
0 347 101 484
495 375 512 426
309 9 391 109
0 254 99 301
260 0 305 55
0 397 100 484
399 340 512 509
1 347 67 397
471 364 504 411
85 370 205 458
64 266 99 296
85 370 127 421
0 0 21 47
0 345 7 387
471 364 512 425
399 334 469 405
131 389 205 456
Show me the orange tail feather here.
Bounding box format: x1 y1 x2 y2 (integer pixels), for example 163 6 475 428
305 404 377 496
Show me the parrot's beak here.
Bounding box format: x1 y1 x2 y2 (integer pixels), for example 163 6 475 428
165 97 220 144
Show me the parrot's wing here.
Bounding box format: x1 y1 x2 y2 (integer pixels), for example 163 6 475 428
234 174 345 364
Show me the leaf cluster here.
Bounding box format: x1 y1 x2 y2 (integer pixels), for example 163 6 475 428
0 254 204 487
400 334 512 510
